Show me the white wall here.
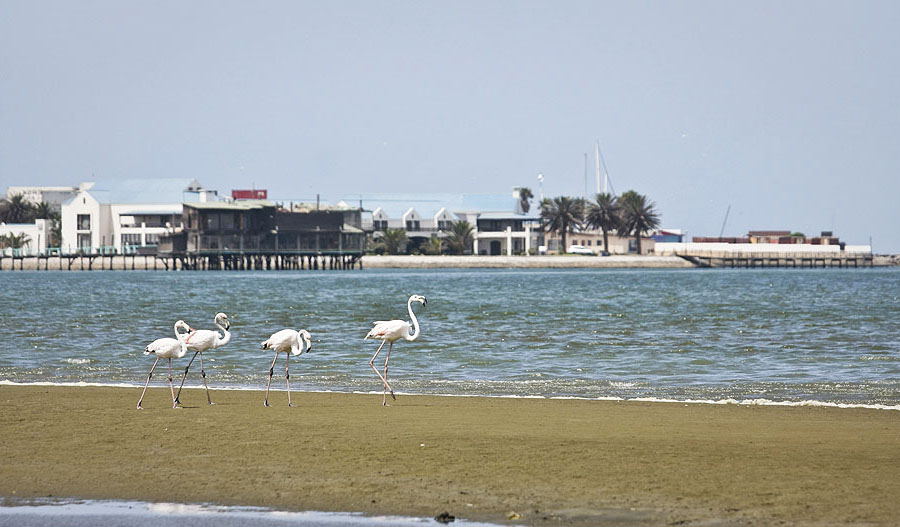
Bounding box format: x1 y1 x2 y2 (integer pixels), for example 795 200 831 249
0 219 49 253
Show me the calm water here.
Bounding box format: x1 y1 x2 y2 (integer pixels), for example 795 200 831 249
1 268 898 406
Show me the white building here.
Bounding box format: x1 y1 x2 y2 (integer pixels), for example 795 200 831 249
338 192 541 255
6 186 78 213
0 219 50 255
61 179 217 253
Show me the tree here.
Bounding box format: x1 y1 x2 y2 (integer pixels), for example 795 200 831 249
0 194 34 223
0 232 31 249
380 228 408 255
584 192 620 253
540 196 585 252
518 187 534 214
444 221 474 255
617 190 660 254
423 236 443 255
32 201 61 247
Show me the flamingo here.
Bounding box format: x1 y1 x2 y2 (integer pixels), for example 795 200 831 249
365 294 427 406
174 312 231 406
137 320 194 409
260 329 312 407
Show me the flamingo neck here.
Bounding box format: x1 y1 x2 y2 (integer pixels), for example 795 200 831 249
405 299 421 341
214 321 232 347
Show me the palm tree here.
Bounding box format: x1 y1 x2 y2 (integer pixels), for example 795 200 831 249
444 221 475 255
0 194 33 223
0 232 31 249
423 236 443 255
518 187 534 214
584 192 620 253
540 196 585 252
380 228 408 255
617 190 660 254
30 201 61 247
32 201 53 220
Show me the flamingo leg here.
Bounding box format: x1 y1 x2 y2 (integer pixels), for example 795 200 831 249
174 351 199 405
137 357 161 409
383 341 396 405
285 353 292 407
167 358 177 408
198 352 214 405
264 352 278 407
369 340 395 403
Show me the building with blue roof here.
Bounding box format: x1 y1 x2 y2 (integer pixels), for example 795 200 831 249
337 191 543 255
61 178 218 252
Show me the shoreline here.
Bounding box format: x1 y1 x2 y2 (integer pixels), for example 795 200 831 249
2 385 899 526
3 380 899 412
2 253 897 271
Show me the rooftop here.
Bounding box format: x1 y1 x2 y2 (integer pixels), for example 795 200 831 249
66 178 211 205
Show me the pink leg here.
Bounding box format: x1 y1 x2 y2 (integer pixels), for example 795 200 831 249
285 353 292 407
167 358 177 408
382 341 396 405
369 340 395 404
264 352 278 407
137 357 161 409
174 351 199 405
198 352 214 405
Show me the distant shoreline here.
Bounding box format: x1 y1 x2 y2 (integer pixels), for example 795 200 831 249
1 253 896 271
361 254 695 268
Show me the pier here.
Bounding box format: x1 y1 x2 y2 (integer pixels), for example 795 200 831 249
677 253 874 268
0 247 362 271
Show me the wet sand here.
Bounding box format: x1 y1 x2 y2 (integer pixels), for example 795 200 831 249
1 385 898 526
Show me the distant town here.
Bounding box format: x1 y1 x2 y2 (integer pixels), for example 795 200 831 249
0 179 883 270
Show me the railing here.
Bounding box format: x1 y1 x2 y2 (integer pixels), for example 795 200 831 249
0 245 158 257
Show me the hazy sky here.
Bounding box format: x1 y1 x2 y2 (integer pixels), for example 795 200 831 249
1 1 898 251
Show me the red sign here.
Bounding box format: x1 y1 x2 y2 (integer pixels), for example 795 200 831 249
232 189 267 199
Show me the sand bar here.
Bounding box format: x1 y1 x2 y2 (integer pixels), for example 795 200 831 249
1 385 899 526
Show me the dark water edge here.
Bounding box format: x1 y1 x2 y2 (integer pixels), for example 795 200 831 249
0 499 505 527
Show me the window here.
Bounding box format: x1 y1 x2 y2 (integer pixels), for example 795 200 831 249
205 213 220 230
77 233 91 249
586 240 591 246
145 233 160 245
77 214 91 230
220 213 234 230
122 234 141 246
438 220 452 230
374 220 388 231
405 220 421 231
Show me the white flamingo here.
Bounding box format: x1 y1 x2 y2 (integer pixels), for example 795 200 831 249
261 329 312 407
174 312 231 406
137 320 194 410
365 294 427 406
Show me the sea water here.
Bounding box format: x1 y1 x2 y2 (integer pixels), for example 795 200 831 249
1 267 898 407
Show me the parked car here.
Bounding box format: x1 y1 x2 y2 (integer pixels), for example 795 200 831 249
566 244 594 255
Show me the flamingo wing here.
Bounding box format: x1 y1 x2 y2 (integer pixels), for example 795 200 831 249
365 319 409 341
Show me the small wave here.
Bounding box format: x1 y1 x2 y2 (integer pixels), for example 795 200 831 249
63 358 92 365
2 380 898 411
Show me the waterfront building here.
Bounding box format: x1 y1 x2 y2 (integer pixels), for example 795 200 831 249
339 192 542 255
157 199 366 269
543 230 654 255
60 179 218 253
6 186 77 213
0 219 50 254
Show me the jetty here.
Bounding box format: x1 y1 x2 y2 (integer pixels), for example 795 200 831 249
656 242 874 268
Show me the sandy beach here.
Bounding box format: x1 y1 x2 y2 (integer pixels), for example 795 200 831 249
1 385 898 526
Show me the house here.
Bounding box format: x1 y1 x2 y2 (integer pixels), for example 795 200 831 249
60 179 217 253
0 219 50 254
340 191 542 255
6 186 78 213
159 200 366 257
543 230 654 255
